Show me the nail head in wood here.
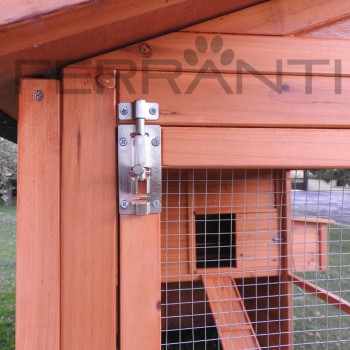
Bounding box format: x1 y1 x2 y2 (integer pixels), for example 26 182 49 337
97 73 116 89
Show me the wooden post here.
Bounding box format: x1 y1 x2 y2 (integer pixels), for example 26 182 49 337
119 214 161 349
61 68 117 350
277 170 293 349
16 79 61 350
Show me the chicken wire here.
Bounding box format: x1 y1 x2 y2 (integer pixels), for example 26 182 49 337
160 169 350 350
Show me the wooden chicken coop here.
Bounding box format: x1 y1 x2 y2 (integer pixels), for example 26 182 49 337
4 0 350 349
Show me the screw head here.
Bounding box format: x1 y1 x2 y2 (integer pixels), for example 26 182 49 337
152 199 160 207
33 90 44 101
151 138 160 147
120 107 129 116
120 200 129 209
149 107 157 116
119 138 128 147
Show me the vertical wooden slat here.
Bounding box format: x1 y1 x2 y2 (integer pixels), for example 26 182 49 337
279 170 293 349
61 68 117 350
16 79 60 350
120 214 161 349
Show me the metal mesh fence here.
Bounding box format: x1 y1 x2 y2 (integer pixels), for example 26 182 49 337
160 169 350 349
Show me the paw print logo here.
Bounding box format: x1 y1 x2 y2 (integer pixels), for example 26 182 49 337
183 35 235 94
184 35 234 67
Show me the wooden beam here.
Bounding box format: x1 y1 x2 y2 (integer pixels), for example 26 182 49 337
0 0 260 57
16 79 60 350
278 171 293 348
184 0 350 36
0 0 262 121
162 127 350 169
289 273 350 315
119 72 350 128
0 0 89 28
61 68 117 350
74 32 350 76
120 215 161 349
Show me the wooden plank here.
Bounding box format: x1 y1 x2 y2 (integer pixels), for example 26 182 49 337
0 0 185 55
0 0 260 56
289 273 350 315
184 0 350 36
75 32 350 76
61 68 117 350
277 171 293 348
291 219 332 272
162 127 350 169
0 1 262 121
120 215 161 350
202 275 261 350
117 71 350 128
0 0 89 27
16 79 60 350
319 224 329 271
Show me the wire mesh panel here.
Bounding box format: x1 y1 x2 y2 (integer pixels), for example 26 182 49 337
160 169 350 349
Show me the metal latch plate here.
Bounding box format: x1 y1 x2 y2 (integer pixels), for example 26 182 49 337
118 124 161 215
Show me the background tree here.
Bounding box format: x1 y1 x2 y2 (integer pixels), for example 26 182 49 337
0 137 17 204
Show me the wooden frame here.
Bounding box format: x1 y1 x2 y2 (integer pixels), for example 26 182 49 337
120 215 161 349
16 79 61 350
60 68 117 350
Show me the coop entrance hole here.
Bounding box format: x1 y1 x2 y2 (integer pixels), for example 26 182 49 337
195 213 237 269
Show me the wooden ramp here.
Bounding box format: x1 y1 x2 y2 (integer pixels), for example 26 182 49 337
202 275 261 350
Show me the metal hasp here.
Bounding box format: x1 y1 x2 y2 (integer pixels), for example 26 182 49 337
118 99 161 215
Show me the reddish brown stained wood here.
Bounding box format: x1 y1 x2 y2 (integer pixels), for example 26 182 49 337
0 0 89 27
162 127 350 169
120 214 161 350
184 0 350 36
202 275 261 349
74 32 350 76
279 171 293 348
290 273 350 315
119 72 350 128
16 79 60 350
0 0 262 121
61 68 117 350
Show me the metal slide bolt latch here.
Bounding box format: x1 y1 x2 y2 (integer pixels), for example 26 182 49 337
118 99 161 215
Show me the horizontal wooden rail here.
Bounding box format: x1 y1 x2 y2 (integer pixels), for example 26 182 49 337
119 72 350 128
162 127 350 169
75 32 350 76
289 273 350 315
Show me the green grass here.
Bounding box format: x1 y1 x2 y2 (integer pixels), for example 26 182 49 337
0 205 16 350
293 224 350 349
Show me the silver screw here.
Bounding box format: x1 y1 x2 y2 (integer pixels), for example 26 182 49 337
120 200 129 209
152 199 160 207
151 138 160 147
120 107 129 116
33 90 44 101
119 138 128 147
149 107 157 116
